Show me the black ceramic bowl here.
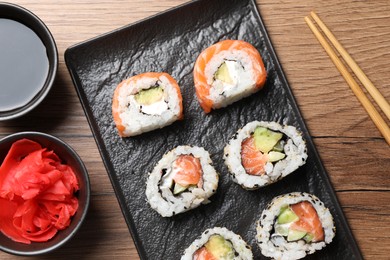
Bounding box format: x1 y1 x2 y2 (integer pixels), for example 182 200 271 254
0 3 58 121
0 132 90 255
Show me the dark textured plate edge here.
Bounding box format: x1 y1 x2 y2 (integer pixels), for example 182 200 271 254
249 0 363 258
64 0 202 52
64 53 149 259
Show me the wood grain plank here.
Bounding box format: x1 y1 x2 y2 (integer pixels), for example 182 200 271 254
258 0 390 139
339 191 390 260
0 0 389 259
315 137 390 191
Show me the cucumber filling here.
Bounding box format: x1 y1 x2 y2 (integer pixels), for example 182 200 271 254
272 204 321 243
173 183 197 195
160 168 194 196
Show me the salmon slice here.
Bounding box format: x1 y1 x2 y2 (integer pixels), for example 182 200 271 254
290 201 324 242
193 247 216 260
112 72 183 136
172 155 202 187
241 137 268 176
193 39 267 113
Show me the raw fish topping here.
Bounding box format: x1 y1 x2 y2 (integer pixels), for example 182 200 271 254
241 137 268 176
0 139 79 244
240 127 286 176
194 247 216 260
173 155 202 187
161 155 203 195
274 201 324 243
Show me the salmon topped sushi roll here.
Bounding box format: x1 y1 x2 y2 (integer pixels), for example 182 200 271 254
193 39 267 113
145 146 219 217
256 192 335 260
112 72 183 137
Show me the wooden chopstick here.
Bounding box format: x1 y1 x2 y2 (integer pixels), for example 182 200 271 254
310 11 390 121
304 14 390 145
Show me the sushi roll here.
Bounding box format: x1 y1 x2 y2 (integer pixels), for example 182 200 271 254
112 72 183 137
145 146 218 217
181 227 253 260
224 121 307 190
256 192 335 260
193 39 267 113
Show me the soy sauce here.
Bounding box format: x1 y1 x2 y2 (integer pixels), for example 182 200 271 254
0 18 49 111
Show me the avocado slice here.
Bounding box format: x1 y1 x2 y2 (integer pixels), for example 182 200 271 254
215 62 233 84
205 235 234 259
303 233 314 243
277 207 299 224
134 86 164 105
173 183 188 195
268 151 286 162
287 229 307 242
253 127 283 153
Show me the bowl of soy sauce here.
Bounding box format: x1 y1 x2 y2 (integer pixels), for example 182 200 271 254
0 3 58 121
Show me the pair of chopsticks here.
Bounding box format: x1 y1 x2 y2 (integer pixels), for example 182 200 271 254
305 12 390 145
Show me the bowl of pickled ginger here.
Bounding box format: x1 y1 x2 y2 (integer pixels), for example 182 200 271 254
0 132 90 255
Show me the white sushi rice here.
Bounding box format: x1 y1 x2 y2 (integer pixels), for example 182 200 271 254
223 121 307 190
256 192 335 260
115 74 182 136
181 227 253 260
205 49 262 110
145 146 219 217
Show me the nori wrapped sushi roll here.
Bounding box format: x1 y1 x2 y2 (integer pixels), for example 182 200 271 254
256 192 335 260
181 227 253 260
146 145 218 217
224 121 307 189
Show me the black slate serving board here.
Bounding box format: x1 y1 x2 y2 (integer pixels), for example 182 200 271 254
65 0 362 259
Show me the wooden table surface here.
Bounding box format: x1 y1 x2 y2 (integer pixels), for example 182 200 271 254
1 0 389 259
